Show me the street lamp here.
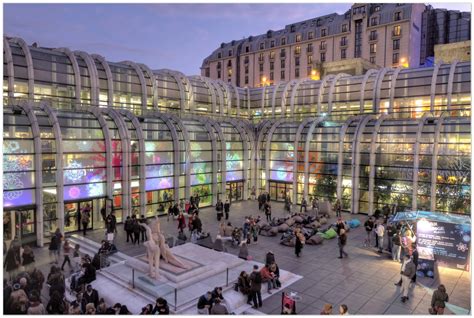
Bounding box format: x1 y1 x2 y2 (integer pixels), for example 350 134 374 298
261 76 268 86
310 69 320 80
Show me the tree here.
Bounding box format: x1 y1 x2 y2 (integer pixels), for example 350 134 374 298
313 174 337 203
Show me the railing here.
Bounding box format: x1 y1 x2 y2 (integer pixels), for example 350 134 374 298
306 47 313 53
392 30 402 37
369 34 378 41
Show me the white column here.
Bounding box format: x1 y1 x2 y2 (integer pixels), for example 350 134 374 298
271 82 284 117
138 63 159 110
289 78 310 116
430 113 448 212
388 66 402 113
303 117 326 202
75 51 99 106
255 121 274 192
446 60 459 111
92 54 114 107
12 38 35 100
119 60 148 114
372 67 389 114
55 48 82 107
337 116 360 200
429 62 443 113
4 37 15 100
293 118 314 204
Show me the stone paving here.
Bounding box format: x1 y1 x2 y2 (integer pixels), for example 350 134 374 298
9 200 471 315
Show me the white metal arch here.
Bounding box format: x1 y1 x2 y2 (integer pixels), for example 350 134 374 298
197 76 218 114
216 79 232 115
260 84 267 117
207 117 228 201
292 118 315 204
317 74 335 114
388 66 403 113
359 69 379 113
120 60 148 113
327 73 350 114
280 80 297 117
11 37 35 100
289 78 312 116
303 116 326 201
264 118 288 193
4 37 14 100
256 120 274 193
271 82 285 117
75 51 99 106
430 112 448 212
230 83 241 116
429 61 443 113
372 67 390 113
54 48 82 106
446 60 459 111
91 54 114 106
225 118 250 199
138 63 159 111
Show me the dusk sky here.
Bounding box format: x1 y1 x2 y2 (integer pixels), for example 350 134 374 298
4 3 471 75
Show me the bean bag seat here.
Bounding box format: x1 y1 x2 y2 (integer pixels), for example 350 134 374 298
319 217 328 225
260 229 277 237
321 228 338 240
306 235 324 245
280 237 296 247
347 219 361 229
278 223 290 232
285 218 296 227
269 227 279 235
259 221 269 229
293 216 304 223
310 221 321 229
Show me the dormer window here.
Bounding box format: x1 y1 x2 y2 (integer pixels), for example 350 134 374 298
296 34 302 42
271 40 275 48
290 25 296 32
394 11 402 21
260 42 265 50
371 16 378 26
228 50 232 56
316 19 322 27
217 52 222 59
281 37 286 45
342 24 348 32
374 5 380 12
308 31 314 40
321 29 327 37
245 46 249 53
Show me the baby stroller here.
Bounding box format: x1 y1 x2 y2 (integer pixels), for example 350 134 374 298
231 228 242 246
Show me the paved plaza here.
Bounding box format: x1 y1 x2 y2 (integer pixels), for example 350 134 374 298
22 200 471 315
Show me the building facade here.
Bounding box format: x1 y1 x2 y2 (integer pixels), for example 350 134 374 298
201 3 470 88
3 36 471 247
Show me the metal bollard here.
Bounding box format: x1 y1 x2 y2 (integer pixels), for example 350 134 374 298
226 268 229 287
132 268 135 289
174 288 178 312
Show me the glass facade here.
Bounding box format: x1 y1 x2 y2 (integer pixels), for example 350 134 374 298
3 37 471 246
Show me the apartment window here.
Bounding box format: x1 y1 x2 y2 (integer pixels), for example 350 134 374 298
321 29 327 37
316 19 322 27
270 72 274 81
370 43 376 54
270 62 274 71
260 42 265 50
341 48 346 59
259 53 264 61
374 5 380 12
307 43 313 53
393 25 401 36
342 24 348 32
281 37 286 45
308 55 313 64
353 6 365 14
245 66 249 74
244 56 249 64
281 70 285 80
281 59 285 68
295 46 301 55
217 71 221 78
270 51 275 59
259 63 264 72
370 30 377 41
205 68 210 77
227 60 232 67
320 41 326 50
307 67 313 76
271 40 275 48
308 31 314 40
393 39 400 50
393 52 399 64
217 52 222 58
217 62 221 69
296 34 302 42
370 56 376 64
228 50 232 56
290 25 296 32
245 46 249 53
295 56 300 66
340 36 347 46
245 76 249 85
280 49 286 58
295 68 300 78
320 52 326 62
371 16 378 26
394 11 401 21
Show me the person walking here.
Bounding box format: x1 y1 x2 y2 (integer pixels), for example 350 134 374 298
132 215 141 245
392 228 402 262
294 229 305 257
81 206 90 236
216 199 224 222
363 216 375 247
386 222 395 253
249 265 263 309
338 229 348 259
49 234 60 264
395 254 416 303
411 245 419 284
429 284 449 315
21 245 35 272
250 220 259 244
4 245 20 280
312 197 319 217
264 202 272 222
124 216 133 243
251 186 256 200
61 239 72 271
177 211 186 233
105 211 117 235
300 197 307 213
224 200 230 220
139 215 148 243
376 221 385 253
334 199 342 218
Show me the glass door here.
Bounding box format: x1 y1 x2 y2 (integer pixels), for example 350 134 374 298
64 200 93 233
226 181 244 202
3 208 36 247
269 181 293 202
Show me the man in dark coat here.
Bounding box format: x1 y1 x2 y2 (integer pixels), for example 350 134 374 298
249 265 263 309
83 284 99 308
105 211 117 234
224 200 231 220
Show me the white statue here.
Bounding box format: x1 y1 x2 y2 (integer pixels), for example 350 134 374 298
142 218 189 279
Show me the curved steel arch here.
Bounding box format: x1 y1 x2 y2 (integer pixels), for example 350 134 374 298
260 84 267 117
317 74 335 114
120 60 148 113
230 83 241 116
16 101 43 246
225 118 250 199
290 78 313 116
264 118 288 193
55 48 82 106
216 79 232 115
430 112 448 212
11 37 35 99
446 60 459 111
280 80 297 117
359 69 379 113
271 82 285 117
292 118 315 204
367 113 390 215
412 112 435 211
303 116 326 201
138 63 159 110
388 66 402 113
372 67 390 113
92 54 114 106
430 61 443 113
117 109 146 216
256 120 275 192
351 114 377 214
327 73 350 114
4 37 14 100
206 117 228 201
75 51 100 106
197 76 218 114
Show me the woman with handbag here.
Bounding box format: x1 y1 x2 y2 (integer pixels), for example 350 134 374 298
429 284 449 315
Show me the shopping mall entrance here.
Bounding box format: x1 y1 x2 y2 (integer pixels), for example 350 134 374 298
226 181 244 203
269 181 293 202
64 198 106 233
3 207 36 247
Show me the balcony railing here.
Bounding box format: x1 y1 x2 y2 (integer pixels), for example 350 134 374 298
319 45 327 51
280 52 286 58
258 56 264 62
306 47 313 53
340 40 348 47
392 30 402 37
369 34 378 41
